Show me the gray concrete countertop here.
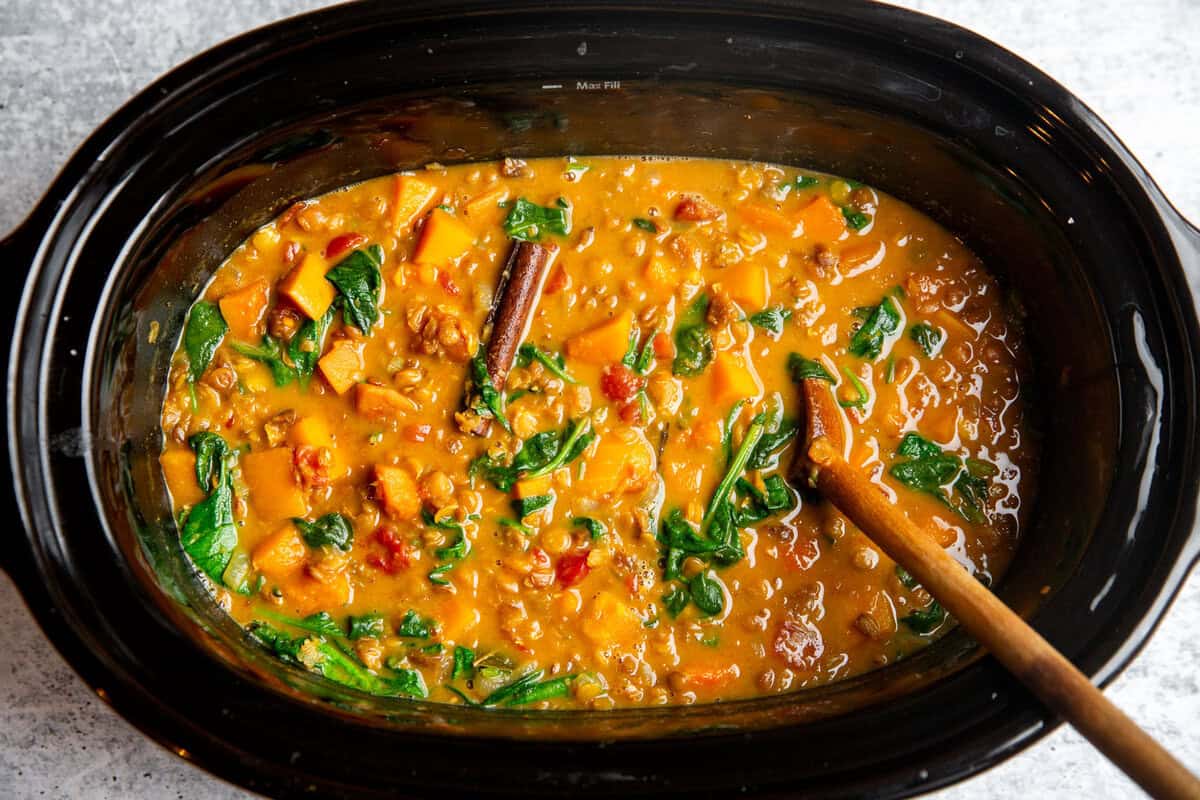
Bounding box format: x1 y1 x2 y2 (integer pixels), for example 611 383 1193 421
1 1 1197 797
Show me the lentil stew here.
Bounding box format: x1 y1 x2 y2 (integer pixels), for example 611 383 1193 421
160 157 1036 709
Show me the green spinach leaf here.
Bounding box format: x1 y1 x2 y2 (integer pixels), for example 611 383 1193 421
662 584 690 617
672 295 714 377
909 322 943 357
293 513 354 551
572 517 606 540
325 244 384 333
848 295 902 360
689 572 725 616
184 301 227 382
516 343 579 384
397 609 434 639
348 613 385 640
787 353 835 384
452 646 475 680
289 302 336 387
230 335 296 386
468 351 512 433
747 306 792 336
890 433 989 523
503 198 571 241
180 432 237 582
902 601 947 635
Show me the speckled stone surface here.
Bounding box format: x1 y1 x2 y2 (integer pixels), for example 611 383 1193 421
1 1 1197 798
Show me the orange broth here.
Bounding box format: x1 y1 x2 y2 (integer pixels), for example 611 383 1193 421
160 157 1035 708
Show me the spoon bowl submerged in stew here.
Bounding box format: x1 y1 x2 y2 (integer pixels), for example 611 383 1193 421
160 156 1036 709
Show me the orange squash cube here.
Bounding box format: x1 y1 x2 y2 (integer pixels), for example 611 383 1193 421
392 175 439 232
283 572 351 616
565 310 634 365
711 351 763 407
161 448 205 507
241 447 308 521
513 474 554 499
798 195 847 243
317 339 365 395
252 523 308 578
643 255 677 288
373 464 422 521
465 186 510 222
355 383 408 422
219 279 270 341
278 252 336 320
740 204 800 236
413 208 474 266
723 262 768 309
581 591 644 643
581 429 655 498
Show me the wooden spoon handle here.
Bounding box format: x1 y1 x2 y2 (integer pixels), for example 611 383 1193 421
805 436 1200 800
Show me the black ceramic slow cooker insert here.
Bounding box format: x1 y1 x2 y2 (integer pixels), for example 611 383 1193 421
4 2 1199 797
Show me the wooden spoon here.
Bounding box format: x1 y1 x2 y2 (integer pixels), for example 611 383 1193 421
791 376 1200 800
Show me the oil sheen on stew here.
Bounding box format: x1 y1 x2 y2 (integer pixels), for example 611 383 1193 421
160 157 1036 709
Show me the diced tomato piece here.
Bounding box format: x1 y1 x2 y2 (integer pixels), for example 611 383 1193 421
786 537 821 571
375 524 405 552
600 363 646 403
367 551 394 573
675 195 721 222
325 232 367 260
437 270 461 297
293 445 332 489
618 400 643 425
556 552 591 587
370 525 413 573
402 423 431 443
530 546 552 572
282 240 302 267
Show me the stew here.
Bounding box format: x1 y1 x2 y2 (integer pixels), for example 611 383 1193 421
160 157 1036 708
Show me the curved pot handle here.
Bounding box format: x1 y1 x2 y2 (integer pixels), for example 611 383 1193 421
1169 213 1200 567
1 221 39 587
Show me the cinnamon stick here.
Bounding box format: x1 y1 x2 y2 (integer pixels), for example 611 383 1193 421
460 240 555 435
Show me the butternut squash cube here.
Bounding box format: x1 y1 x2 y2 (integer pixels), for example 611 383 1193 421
465 186 510 222
565 310 634 365
798 195 847 243
373 464 421 521
161 448 205 507
740 204 800 236
413 208 474 266
278 252 336 320
218 279 270 341
643 254 677 289
355 383 408 422
513 474 554 499
711 351 763 407
392 175 440 232
283 573 351 617
438 597 481 641
317 340 365 395
581 428 655 498
723 262 768 309
581 591 643 643
252 523 308 578
242 447 308 521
